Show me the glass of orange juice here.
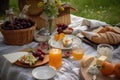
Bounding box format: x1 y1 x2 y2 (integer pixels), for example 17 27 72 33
71 43 84 60
49 48 62 69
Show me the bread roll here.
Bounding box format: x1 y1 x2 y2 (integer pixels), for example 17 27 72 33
81 56 94 68
63 28 73 34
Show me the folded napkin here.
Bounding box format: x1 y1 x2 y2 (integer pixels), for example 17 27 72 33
112 46 120 62
3 52 28 63
69 14 108 35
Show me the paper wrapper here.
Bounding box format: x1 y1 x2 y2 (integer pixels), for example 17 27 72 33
3 52 28 63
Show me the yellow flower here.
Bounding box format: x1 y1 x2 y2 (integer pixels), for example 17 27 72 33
96 10 101 14
55 0 62 7
85 5 88 8
60 7 64 11
37 2 43 7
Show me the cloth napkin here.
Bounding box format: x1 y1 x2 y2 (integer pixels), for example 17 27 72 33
69 14 108 35
112 46 120 62
3 52 28 63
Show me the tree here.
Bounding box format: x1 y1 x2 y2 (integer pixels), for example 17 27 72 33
0 0 9 14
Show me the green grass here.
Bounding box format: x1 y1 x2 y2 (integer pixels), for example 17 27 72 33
0 0 19 20
9 0 19 13
0 0 120 25
67 0 120 25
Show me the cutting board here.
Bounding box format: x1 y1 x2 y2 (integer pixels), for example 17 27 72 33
80 59 120 80
14 48 49 68
14 55 49 68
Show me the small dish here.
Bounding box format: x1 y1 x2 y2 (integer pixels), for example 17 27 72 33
48 35 82 49
32 66 56 80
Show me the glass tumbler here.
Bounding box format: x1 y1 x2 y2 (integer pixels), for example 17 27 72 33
97 44 113 61
71 43 84 60
49 48 62 70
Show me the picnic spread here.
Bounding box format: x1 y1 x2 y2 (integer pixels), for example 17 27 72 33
0 14 120 80
0 0 120 80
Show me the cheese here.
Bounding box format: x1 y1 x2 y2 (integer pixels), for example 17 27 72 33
96 55 107 66
87 65 99 75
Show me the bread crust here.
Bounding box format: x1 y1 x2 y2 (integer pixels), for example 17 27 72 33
99 33 108 44
81 26 120 45
106 32 115 44
110 32 118 44
81 56 94 68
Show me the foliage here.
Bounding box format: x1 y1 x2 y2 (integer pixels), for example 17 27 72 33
0 0 120 25
38 0 64 17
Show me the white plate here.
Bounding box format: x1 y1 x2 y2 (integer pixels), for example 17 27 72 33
48 35 82 49
32 66 56 80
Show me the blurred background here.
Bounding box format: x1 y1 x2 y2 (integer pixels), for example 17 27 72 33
0 0 120 25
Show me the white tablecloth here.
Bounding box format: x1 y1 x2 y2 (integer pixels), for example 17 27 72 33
0 15 120 80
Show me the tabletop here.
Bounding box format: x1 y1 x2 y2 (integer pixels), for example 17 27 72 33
0 15 120 80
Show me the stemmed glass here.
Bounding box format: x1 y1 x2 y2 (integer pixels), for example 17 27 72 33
34 28 50 53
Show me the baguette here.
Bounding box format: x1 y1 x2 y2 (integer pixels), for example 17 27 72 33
81 30 120 45
93 26 120 34
110 26 120 34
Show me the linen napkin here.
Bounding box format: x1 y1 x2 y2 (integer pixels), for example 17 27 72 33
112 46 120 62
69 14 108 35
3 52 28 63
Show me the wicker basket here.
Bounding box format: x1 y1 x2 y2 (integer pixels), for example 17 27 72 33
18 0 71 29
1 25 36 45
18 0 43 16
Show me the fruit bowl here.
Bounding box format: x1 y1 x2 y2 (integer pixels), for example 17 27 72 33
0 18 36 45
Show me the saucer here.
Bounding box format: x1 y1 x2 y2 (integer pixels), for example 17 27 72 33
32 66 56 79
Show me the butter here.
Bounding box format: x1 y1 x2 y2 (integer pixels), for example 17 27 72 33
96 55 107 66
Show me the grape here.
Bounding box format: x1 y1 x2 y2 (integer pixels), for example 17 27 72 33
56 23 68 34
2 18 35 30
37 47 42 52
31 47 45 61
38 56 44 61
32 52 38 57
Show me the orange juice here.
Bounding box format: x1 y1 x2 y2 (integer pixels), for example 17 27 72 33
72 49 84 60
49 49 62 69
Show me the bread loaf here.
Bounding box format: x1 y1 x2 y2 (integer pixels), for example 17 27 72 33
93 26 120 34
81 26 120 45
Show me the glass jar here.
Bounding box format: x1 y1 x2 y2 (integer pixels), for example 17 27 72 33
34 28 50 42
97 44 113 61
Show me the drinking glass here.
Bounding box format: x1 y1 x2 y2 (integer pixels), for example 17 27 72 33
71 43 84 60
49 48 62 70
